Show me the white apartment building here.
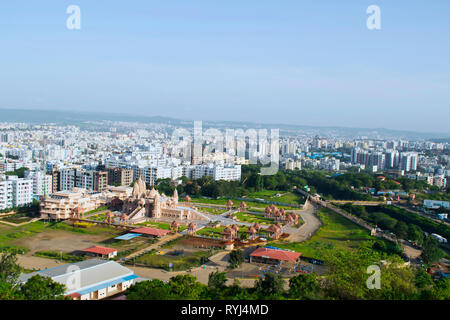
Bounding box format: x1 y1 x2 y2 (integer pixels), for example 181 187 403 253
213 164 241 181
190 163 241 181
25 170 52 197
285 159 302 171
0 178 13 209
0 175 33 209
133 165 177 186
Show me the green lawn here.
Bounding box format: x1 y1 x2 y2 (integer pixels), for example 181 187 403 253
133 249 215 271
190 196 303 209
190 198 230 205
197 207 229 215
135 221 187 232
246 190 305 205
84 206 109 215
0 213 35 224
233 212 275 225
196 226 268 239
268 208 375 259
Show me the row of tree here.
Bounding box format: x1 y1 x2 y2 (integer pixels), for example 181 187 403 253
126 245 449 300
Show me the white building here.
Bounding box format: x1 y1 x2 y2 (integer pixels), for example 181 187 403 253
25 170 53 197
0 175 33 209
18 259 139 300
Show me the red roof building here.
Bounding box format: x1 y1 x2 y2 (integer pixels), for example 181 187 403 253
250 247 302 264
131 227 170 238
81 246 118 259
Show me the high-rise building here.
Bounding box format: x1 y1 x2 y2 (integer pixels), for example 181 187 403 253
107 167 133 186
0 175 33 209
25 170 53 197
400 152 418 172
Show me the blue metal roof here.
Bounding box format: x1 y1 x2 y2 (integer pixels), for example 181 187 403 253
76 274 139 296
115 233 142 240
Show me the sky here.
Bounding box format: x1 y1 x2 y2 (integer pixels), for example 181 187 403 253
0 0 449 133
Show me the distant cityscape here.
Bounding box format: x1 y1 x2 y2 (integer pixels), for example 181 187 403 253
1 113 448 211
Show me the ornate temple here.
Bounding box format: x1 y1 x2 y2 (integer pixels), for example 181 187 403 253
119 177 208 223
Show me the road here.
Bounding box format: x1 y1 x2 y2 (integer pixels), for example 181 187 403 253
285 200 321 242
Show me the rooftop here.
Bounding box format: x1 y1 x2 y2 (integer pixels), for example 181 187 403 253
81 246 117 255
131 226 170 237
250 247 302 263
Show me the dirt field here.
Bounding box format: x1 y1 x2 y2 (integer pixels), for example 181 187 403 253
13 230 113 255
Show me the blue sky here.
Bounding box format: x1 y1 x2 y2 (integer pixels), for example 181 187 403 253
0 1 449 132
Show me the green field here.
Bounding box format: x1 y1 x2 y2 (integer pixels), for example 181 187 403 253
0 213 35 224
190 197 302 210
246 190 305 205
268 208 375 259
233 212 275 225
136 221 187 232
196 225 268 239
34 250 85 263
133 249 214 271
197 207 229 215
84 206 109 215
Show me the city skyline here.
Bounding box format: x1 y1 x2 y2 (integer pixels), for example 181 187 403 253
1 1 449 133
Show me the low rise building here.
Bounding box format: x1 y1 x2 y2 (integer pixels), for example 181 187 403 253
18 259 139 300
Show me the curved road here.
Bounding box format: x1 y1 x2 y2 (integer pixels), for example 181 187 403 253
285 200 321 242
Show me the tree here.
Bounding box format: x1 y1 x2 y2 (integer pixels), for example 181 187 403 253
394 221 409 239
228 250 244 269
125 279 170 300
254 272 285 299
0 251 21 285
168 275 206 299
421 236 444 265
288 273 321 299
208 271 228 290
0 281 21 300
20 275 67 300
407 225 424 245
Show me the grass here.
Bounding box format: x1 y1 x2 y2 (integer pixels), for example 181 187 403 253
0 245 30 254
196 226 268 239
84 206 109 215
268 208 375 259
160 236 186 249
233 212 275 225
136 221 187 232
246 190 305 205
34 250 85 263
190 196 302 209
133 249 215 271
0 213 35 224
197 207 229 215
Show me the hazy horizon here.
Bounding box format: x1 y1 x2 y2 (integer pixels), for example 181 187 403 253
1 1 449 133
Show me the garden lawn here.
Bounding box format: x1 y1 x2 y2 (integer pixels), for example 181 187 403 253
197 207 229 215
268 208 375 259
134 249 214 271
233 212 274 225
246 190 305 205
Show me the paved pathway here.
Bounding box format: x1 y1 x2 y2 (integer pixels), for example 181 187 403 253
285 200 321 242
